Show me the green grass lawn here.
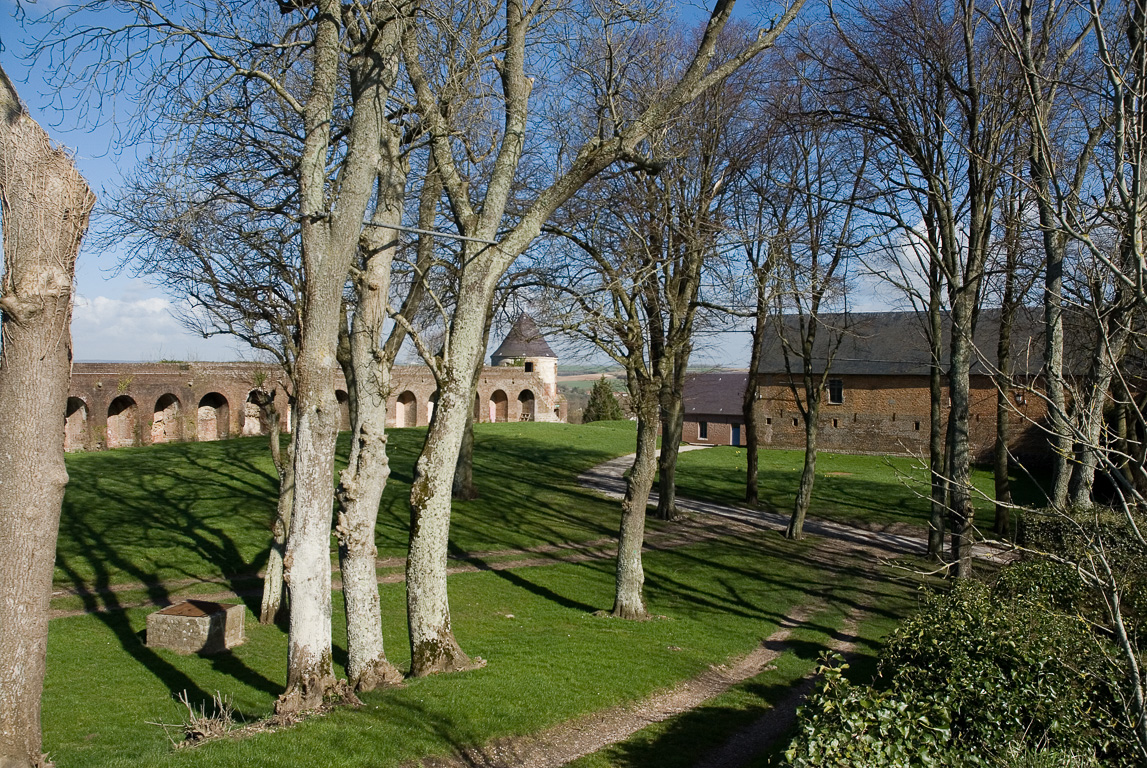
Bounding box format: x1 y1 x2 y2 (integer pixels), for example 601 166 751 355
57 421 639 594
672 446 1047 530
43 530 919 768
45 422 935 767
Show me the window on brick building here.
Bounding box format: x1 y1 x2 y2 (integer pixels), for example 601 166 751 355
699 421 708 440
832 418 839 428
524 362 534 372
827 378 844 404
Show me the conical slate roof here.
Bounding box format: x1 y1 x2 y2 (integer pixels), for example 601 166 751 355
491 314 556 360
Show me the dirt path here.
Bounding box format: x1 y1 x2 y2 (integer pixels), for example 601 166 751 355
409 596 863 768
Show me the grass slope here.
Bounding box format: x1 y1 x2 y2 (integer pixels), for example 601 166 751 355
43 533 875 767
56 421 639 594
45 423 932 767
672 447 1047 529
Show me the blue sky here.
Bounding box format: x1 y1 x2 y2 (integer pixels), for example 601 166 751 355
1 8 263 361
0 2 904 368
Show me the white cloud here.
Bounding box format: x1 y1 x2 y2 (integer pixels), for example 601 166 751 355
71 294 249 362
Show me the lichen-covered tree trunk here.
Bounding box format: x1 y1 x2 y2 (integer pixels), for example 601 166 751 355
406 281 490 677
0 65 95 768
277 3 396 711
335 131 405 692
614 391 658 619
261 398 295 625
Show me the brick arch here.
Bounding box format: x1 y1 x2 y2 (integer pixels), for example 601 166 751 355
65 397 89 452
490 389 508 423
107 395 138 448
428 391 439 424
197 392 230 441
517 389 535 421
396 390 416 428
152 393 183 444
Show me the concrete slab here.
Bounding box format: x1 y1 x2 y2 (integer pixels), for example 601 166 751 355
146 600 245 654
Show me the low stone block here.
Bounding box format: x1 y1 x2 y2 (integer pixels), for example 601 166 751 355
146 600 245 654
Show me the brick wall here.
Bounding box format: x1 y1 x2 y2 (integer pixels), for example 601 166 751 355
754 373 1049 461
66 361 564 451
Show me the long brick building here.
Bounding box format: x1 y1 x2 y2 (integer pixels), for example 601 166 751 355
64 315 566 451
683 310 1051 461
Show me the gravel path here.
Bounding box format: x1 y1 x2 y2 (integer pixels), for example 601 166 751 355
579 446 1015 563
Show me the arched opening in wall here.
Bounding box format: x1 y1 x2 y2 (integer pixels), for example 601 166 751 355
243 391 265 436
335 389 351 431
396 391 416 428
65 397 88 452
107 396 138 448
473 392 481 420
152 394 182 444
518 389 535 421
197 392 230 441
428 391 439 423
490 390 508 423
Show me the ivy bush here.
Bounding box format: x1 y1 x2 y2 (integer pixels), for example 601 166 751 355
784 560 1135 767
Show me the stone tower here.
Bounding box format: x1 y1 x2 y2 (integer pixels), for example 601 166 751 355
490 314 558 399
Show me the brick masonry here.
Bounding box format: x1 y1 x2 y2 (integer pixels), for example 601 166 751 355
65 359 565 451
683 372 1051 462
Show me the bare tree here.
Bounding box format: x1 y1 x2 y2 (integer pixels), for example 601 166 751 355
814 0 1017 575
101 69 305 624
398 0 805 671
0 64 96 768
40 0 416 709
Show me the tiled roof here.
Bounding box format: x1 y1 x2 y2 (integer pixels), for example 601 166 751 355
758 309 1047 377
682 372 749 417
491 314 556 360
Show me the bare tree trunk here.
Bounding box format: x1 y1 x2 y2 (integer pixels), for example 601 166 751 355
948 301 977 578
743 261 770 506
787 387 820 540
614 390 657 619
261 427 294 624
0 65 95 768
257 391 293 625
277 5 397 711
335 131 406 692
994 263 1017 539
406 280 489 677
924 217 948 560
453 309 494 502
656 380 685 521
452 413 478 500
1069 316 1131 508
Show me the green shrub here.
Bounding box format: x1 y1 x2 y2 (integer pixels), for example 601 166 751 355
784 654 958 768
784 562 1135 768
1021 507 1147 623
